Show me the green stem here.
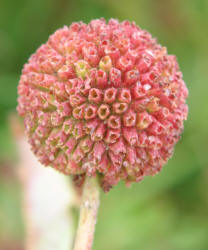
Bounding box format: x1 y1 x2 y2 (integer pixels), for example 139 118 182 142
73 176 100 250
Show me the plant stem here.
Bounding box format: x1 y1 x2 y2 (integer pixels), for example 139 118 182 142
73 175 100 250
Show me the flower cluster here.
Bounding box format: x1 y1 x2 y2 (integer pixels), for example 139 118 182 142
17 18 188 191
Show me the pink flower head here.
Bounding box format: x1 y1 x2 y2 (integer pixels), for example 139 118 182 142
17 18 188 192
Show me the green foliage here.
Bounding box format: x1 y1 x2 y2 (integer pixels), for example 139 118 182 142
0 0 208 249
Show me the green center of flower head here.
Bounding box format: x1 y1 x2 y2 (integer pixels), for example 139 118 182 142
75 60 89 79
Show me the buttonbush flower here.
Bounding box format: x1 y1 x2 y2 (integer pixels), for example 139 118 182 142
17 18 188 192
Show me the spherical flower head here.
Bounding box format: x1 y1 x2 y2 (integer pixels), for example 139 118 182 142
17 18 188 192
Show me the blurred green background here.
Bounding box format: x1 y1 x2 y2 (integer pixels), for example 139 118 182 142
0 0 208 249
